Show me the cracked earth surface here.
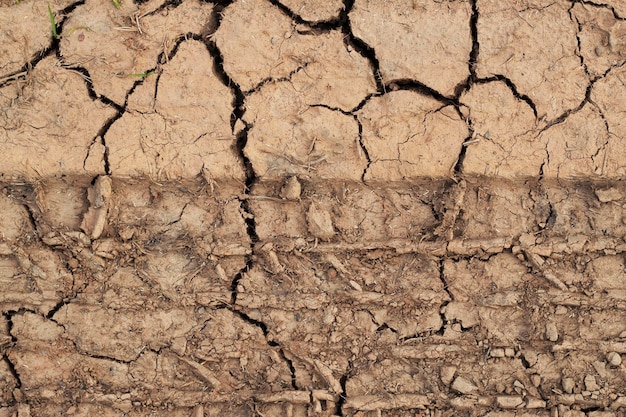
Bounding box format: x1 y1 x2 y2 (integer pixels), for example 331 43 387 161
1 0 626 416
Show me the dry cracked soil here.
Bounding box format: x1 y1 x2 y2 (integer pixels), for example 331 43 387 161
1 0 626 416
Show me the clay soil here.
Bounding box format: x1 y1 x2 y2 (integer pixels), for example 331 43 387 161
1 0 626 416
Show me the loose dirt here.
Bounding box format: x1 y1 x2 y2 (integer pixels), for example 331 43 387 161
1 0 626 416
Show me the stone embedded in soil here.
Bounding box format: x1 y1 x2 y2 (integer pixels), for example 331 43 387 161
358 90 468 181
244 83 365 181
0 57 116 180
584 374 600 392
278 0 344 22
490 348 505 358
526 397 547 409
460 82 543 178
595 187 623 203
306 202 335 241
215 0 376 109
546 322 559 342
59 0 215 106
444 301 479 329
440 366 457 386
607 352 622 367
80 175 112 239
350 0 472 96
476 0 588 122
105 40 243 181
451 376 478 395
531 374 542 388
562 377 575 394
496 395 524 409
279 176 302 200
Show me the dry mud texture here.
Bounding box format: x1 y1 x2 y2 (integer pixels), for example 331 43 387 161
1 0 626 416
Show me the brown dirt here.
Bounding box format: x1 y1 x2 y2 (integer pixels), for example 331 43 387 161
1 0 626 416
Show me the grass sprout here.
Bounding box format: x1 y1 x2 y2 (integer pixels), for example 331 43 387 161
47 3 58 39
128 70 155 78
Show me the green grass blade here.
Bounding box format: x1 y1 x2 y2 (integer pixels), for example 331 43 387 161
112 0 121 8
48 4 58 39
128 71 155 78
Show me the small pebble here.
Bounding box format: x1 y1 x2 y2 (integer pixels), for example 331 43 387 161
523 351 538 367
555 305 568 315
451 376 478 394
496 395 523 409
348 280 362 291
607 351 622 366
531 374 541 388
526 397 546 409
584 374 599 391
562 377 575 394
518 233 535 247
546 322 559 342
440 366 457 386
279 176 301 200
595 187 622 202
478 396 492 406
490 348 505 358
306 202 335 240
